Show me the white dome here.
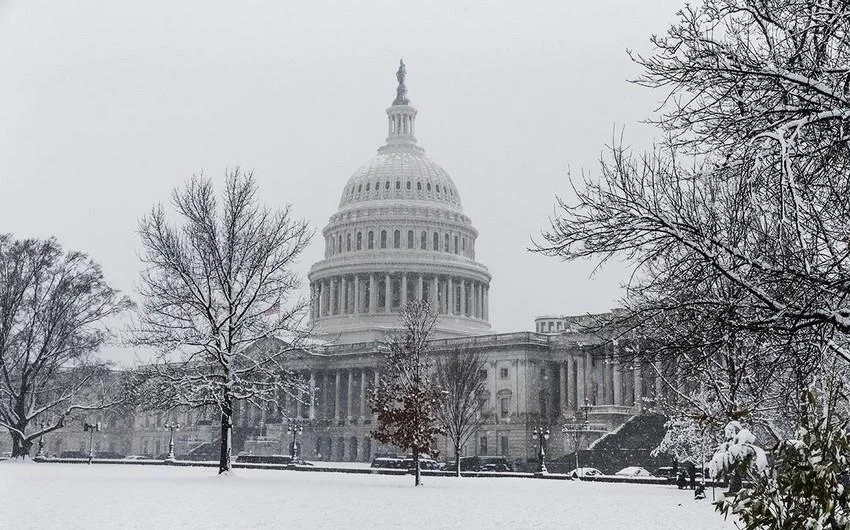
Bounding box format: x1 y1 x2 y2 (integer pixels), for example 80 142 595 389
308 63 491 343
339 148 462 211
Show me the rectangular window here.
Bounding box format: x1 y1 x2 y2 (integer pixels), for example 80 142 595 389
479 435 488 456
500 435 509 456
500 368 509 379
368 231 374 249
421 231 427 249
408 230 414 249
500 396 510 416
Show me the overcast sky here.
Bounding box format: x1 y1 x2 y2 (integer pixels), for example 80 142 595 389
0 0 684 364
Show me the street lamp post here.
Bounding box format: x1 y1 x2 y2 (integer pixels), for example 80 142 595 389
164 420 180 461
35 420 46 459
531 426 550 474
83 421 102 464
286 420 303 460
562 400 592 474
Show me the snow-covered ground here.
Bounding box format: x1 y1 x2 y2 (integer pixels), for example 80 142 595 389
0 462 735 529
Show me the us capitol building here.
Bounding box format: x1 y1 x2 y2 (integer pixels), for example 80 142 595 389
28 63 674 464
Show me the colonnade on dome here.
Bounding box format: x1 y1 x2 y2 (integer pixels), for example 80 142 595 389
309 272 489 321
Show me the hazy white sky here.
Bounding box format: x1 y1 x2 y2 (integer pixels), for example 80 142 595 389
0 0 683 363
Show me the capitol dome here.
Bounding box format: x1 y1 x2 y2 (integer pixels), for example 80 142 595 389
308 61 492 343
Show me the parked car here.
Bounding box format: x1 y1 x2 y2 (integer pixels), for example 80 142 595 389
571 467 603 479
615 466 653 477
235 454 313 466
96 451 125 459
59 451 88 459
370 456 439 470
444 456 513 473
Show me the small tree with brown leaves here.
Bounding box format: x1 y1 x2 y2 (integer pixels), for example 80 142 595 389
369 300 444 486
434 349 486 477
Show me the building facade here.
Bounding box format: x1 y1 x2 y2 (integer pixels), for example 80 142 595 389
14 64 674 465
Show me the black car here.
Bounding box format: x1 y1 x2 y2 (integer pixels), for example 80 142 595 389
235 454 313 466
370 456 439 470
59 451 88 459
444 456 513 472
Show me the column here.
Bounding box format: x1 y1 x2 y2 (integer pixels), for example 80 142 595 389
318 282 325 317
417 274 423 301
369 274 377 314
654 362 664 401
431 276 438 309
585 350 594 405
576 356 585 407
384 273 391 312
559 362 567 414
334 371 342 420
613 356 622 406
352 275 360 315
347 371 354 421
339 276 351 315
359 370 367 420
460 280 466 316
401 273 408 305
634 363 643 409
484 286 489 321
309 372 316 419
330 277 338 315
448 278 455 315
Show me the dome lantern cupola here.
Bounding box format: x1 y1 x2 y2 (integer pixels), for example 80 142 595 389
383 60 421 153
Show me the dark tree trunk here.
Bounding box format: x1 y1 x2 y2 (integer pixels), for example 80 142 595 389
219 389 233 474
11 428 32 458
413 451 421 486
454 444 461 477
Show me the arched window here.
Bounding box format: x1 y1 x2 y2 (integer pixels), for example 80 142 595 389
357 232 362 250
407 230 414 249
357 184 362 193
385 180 390 190
338 235 342 253
406 181 411 190
436 184 440 193
396 180 400 189
444 233 450 252
366 183 370 191
393 230 400 248
345 233 351 252
433 232 439 251
380 230 387 249
462 237 466 253
426 182 431 191
368 231 374 249
454 235 458 254
420 231 427 249
417 181 422 191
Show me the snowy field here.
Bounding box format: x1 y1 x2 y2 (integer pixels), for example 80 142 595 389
0 462 736 529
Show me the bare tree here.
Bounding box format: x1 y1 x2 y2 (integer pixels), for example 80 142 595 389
0 235 131 457
132 169 312 474
369 300 445 486
433 349 486 477
535 0 850 423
